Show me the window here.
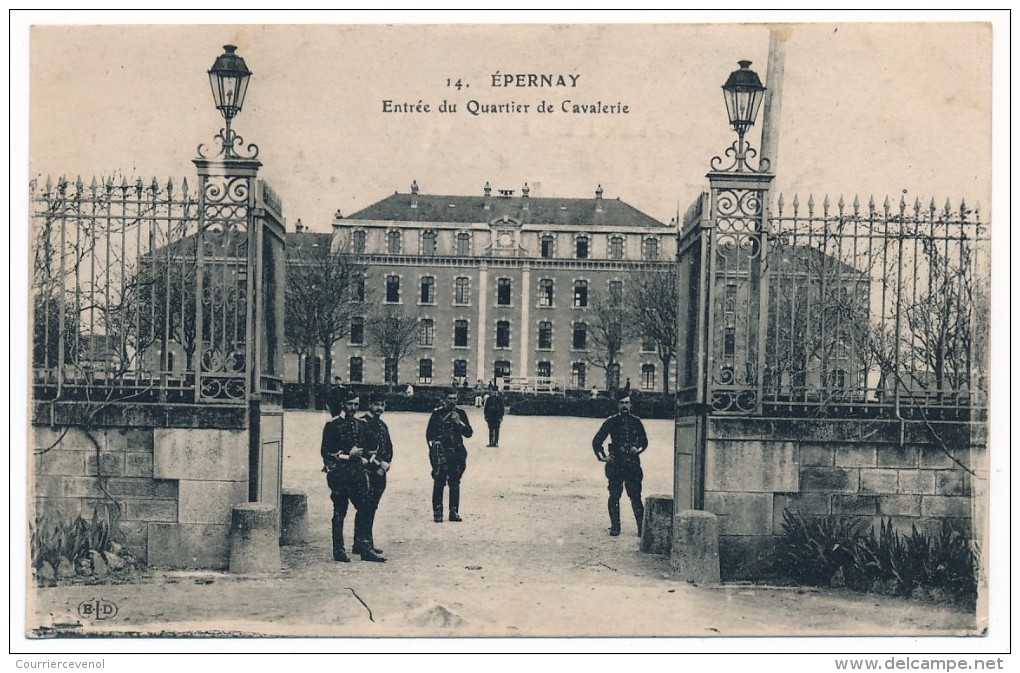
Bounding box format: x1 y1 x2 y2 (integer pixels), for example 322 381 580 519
422 230 437 255
453 359 468 379
420 276 435 304
571 362 586 388
455 277 470 305
387 230 401 254
540 235 554 258
418 358 433 384
352 230 366 254
349 357 363 383
497 278 512 306
496 320 511 348
384 358 398 385
641 336 656 353
494 360 511 380
609 236 624 260
643 238 659 261
572 322 587 349
538 279 554 307
575 236 589 259
832 369 847 389
386 275 400 303
350 275 365 303
609 280 623 307
641 364 656 390
454 320 469 348
419 318 434 347
350 316 364 345
573 280 588 307
538 321 552 350
457 232 471 256
537 361 552 378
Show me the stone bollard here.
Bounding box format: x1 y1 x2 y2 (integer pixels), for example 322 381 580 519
639 494 674 555
669 510 720 585
229 503 281 574
280 489 309 546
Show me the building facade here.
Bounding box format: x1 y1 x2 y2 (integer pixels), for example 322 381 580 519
287 182 677 391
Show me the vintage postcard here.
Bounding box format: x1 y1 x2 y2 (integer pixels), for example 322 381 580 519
13 13 1007 662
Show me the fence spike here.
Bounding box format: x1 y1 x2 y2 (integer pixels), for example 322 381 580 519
807 194 815 216
792 194 800 215
883 195 890 214
868 195 875 214
944 198 953 217
105 175 114 192
45 175 53 195
134 177 143 194
89 176 99 192
181 176 189 197
120 175 128 191
959 197 967 217
852 194 860 215
166 177 174 196
974 201 981 220
837 194 845 212
822 194 830 215
776 193 784 215
74 175 84 193
150 176 159 193
58 176 68 194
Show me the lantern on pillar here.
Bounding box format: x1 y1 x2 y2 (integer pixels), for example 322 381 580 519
199 45 257 160
712 60 768 173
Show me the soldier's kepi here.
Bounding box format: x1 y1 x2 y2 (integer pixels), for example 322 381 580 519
591 391 648 537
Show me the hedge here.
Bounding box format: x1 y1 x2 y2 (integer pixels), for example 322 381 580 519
283 382 475 412
507 393 676 419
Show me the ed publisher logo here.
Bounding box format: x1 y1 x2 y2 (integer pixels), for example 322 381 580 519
77 598 118 621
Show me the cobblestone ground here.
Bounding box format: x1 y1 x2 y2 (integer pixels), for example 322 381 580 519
27 409 978 638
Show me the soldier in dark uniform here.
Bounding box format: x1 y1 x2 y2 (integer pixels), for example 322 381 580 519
359 393 392 556
426 388 473 522
591 392 648 537
320 387 386 563
483 390 505 447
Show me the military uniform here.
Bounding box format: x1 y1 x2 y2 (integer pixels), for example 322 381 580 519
361 408 393 553
592 408 648 536
483 392 505 447
426 402 473 522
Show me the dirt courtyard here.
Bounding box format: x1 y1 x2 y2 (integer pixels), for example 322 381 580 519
27 409 979 639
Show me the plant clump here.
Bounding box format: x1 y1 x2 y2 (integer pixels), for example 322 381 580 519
30 506 140 586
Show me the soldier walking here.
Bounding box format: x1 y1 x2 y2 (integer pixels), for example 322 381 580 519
359 393 393 557
426 388 473 522
591 392 648 537
320 387 386 563
483 389 505 447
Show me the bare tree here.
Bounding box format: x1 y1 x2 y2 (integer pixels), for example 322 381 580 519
585 285 629 392
628 267 678 393
285 237 364 384
364 304 420 386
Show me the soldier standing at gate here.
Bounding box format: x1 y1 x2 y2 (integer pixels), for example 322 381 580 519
360 393 393 557
320 387 386 563
591 391 648 537
426 388 473 522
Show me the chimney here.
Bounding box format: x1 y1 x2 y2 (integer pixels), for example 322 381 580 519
295 218 304 233
595 184 604 213
484 181 492 210
411 180 419 209
522 182 530 212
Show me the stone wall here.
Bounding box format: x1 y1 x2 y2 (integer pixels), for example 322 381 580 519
31 402 250 569
694 416 986 579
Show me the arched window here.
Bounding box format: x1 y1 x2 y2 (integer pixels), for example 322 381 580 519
349 357 364 383
609 236 624 260
350 316 364 345
496 320 511 348
575 236 589 259
641 363 656 390
540 234 555 258
642 237 659 261
454 277 470 305
538 321 553 349
386 276 400 303
573 280 588 307
454 320 469 348
387 230 402 254
419 318 434 347
497 278 512 306
352 230 366 254
422 230 437 255
456 232 471 256
453 359 468 379
420 276 435 304
418 358 433 384
609 280 623 307
538 278 554 307
572 322 587 349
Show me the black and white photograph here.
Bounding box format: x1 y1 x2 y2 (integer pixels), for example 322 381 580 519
11 10 1009 664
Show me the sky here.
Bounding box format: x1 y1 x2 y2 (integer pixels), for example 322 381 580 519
24 19 993 232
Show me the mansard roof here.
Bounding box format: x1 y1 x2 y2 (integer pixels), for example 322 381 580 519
346 190 667 228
